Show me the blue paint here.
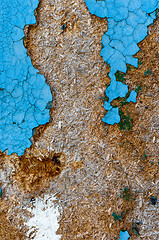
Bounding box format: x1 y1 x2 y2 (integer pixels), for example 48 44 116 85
119 230 130 240
127 90 137 103
85 0 159 125
105 80 128 103
102 107 120 125
0 0 52 155
103 101 112 111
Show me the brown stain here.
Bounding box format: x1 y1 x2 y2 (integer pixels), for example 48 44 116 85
15 153 64 193
0 212 26 240
0 149 65 239
1 0 159 239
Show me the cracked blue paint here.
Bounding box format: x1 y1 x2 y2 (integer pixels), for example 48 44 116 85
0 0 52 155
119 230 130 240
85 0 159 125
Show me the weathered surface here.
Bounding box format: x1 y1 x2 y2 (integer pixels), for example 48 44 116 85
26 194 61 239
0 0 158 239
85 0 159 125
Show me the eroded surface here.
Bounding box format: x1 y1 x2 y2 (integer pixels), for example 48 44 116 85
0 0 158 239
26 194 61 240
85 0 159 124
0 0 52 155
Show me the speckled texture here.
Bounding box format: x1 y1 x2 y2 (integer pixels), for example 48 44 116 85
0 0 52 155
0 0 158 239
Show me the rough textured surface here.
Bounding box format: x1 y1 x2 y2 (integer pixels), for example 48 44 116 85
0 0 52 155
85 0 159 124
26 194 61 239
0 0 158 239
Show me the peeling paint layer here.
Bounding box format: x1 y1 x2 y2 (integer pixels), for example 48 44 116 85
85 0 159 125
0 0 52 155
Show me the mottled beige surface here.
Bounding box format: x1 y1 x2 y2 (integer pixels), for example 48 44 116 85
0 0 159 239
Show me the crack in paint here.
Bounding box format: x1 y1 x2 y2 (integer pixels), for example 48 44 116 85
85 0 159 125
0 0 52 155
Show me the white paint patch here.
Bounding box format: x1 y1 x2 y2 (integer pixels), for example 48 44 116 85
26 194 61 240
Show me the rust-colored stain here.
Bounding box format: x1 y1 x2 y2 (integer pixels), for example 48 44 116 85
0 0 158 239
